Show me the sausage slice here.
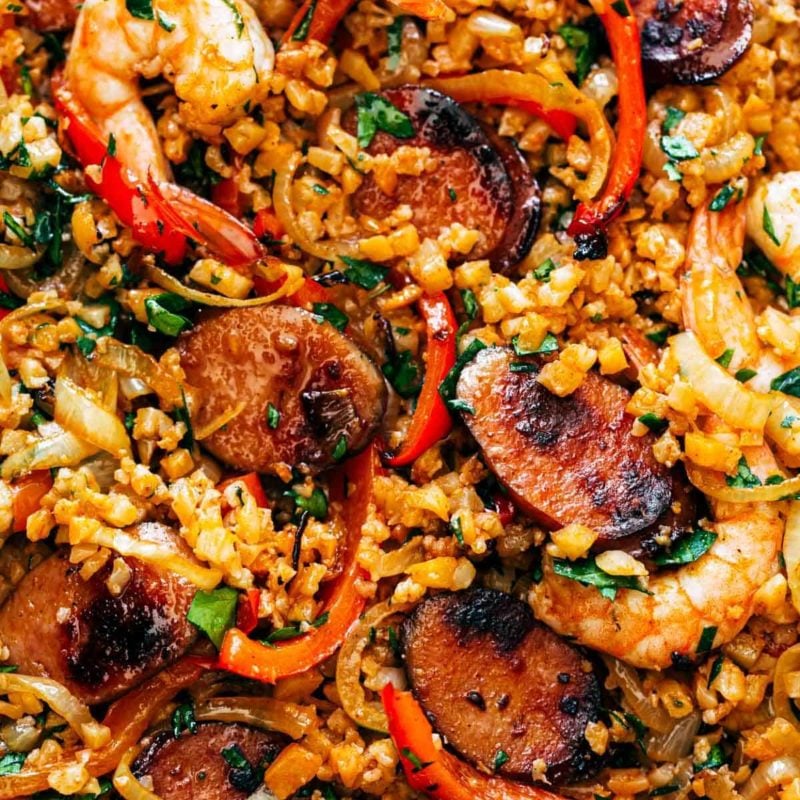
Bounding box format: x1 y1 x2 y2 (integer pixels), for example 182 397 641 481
178 305 387 475
134 723 287 800
632 0 753 84
346 86 539 271
402 589 600 784
24 0 80 30
455 347 681 548
0 523 197 705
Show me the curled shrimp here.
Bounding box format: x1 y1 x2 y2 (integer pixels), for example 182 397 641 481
65 0 274 182
531 445 783 670
747 172 800 281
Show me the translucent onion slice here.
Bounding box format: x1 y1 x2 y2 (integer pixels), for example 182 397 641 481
646 712 701 762
0 429 98 481
603 656 672 733
685 462 800 503
671 332 772 432
0 348 12 406
785 503 800 616
113 746 162 800
273 152 361 262
335 600 412 733
0 673 109 747
0 244 44 270
740 757 800 800
69 517 222 590
773 642 800 729
766 394 800 456
194 697 318 740
54 375 131 457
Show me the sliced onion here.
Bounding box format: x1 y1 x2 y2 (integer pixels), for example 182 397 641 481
0 673 109 747
786 503 800 616
194 697 318 739
69 517 222 590
119 376 153 401
646 712 701 762
55 375 131 458
369 539 424 580
740 757 800 800
671 332 772 432
94 338 189 410
0 295 69 336
767 394 800 456
774 642 800 728
113 746 162 800
0 349 11 406
686 462 800 503
0 244 44 270
603 656 672 733
273 152 361 261
3 245 89 300
194 402 245 442
336 600 412 733
144 263 305 308
0 429 98 481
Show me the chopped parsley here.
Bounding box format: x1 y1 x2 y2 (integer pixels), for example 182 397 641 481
266 403 281 430
762 205 782 247
662 107 685 134
292 0 317 41
693 742 726 772
355 93 414 149
532 258 557 283
512 332 558 356
439 339 487 411
661 135 699 161
493 750 510 771
726 456 761 489
653 528 717 567
382 350 421 398
715 348 734 368
261 611 330 645
332 434 347 461
312 302 348 332
288 487 328 520
771 366 800 398
638 413 668 434
125 0 154 20
339 255 388 290
734 368 757 383
172 702 197 737
552 557 648 601
387 15 404 70
558 22 601 84
144 293 192 337
709 184 736 212
186 586 239 648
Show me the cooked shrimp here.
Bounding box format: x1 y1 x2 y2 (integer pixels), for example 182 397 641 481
747 172 800 281
65 0 274 182
531 483 783 670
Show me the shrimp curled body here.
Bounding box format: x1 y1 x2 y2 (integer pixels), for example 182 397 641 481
66 0 274 182
531 500 783 670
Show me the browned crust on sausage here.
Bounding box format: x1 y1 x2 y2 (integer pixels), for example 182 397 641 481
632 0 753 84
455 347 679 547
134 723 287 800
402 589 601 784
0 524 197 705
23 0 79 31
178 305 387 475
345 86 516 263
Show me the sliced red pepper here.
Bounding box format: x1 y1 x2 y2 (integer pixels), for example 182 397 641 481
211 177 244 218
567 0 646 257
0 15 18 95
382 685 565 800
217 444 378 682
493 99 577 142
218 472 269 509
10 470 53 533
253 208 286 243
51 74 186 265
236 588 261 634
492 492 516 526
384 293 456 468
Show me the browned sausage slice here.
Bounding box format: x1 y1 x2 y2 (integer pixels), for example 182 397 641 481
0 523 197 705
178 305 387 475
23 0 80 30
134 723 287 800
632 0 753 84
346 87 539 271
402 589 600 784
455 347 678 547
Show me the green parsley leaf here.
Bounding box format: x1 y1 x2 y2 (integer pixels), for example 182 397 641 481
220 0 244 36
290 487 328 520
734 368 757 383
650 785 681 797
0 752 25 777
76 336 96 357
292 0 317 41
493 750 510 771
355 93 414 149
638 413 668 434
187 587 238 648
340 255 388 290
693 743 725 772
661 135 699 161
708 654 723 687
3 211 34 249
402 747 431 773
754 134 766 156
646 326 672 346
448 398 475 414
663 161 682 181
611 0 631 16
552 557 648 601
448 186 457 202
312 302 349 332
771 367 800 397
662 106 686 134
726 456 761 489
787 276 800 309
558 23 600 84
172 702 197 737
439 339 487 411
709 184 735 212
762 205 782 247
144 293 192 337
450 516 464 545
107 132 117 157
532 258 556 283
0 665 17 674
781 414 800 429
332 434 347 461
125 0 154 20
382 350 421 398
266 403 281 430
157 11 176 31
697 625 718 655
653 528 717 567
312 183 329 195
387 15 404 71
512 332 558 356
715 348 734 368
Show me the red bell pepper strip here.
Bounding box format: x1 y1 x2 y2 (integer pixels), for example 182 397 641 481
493 99 577 142
218 472 270 509
253 208 286 243
10 470 53 533
384 293 456 468
211 177 244 219
382 685 566 800
51 74 187 265
567 0 645 253
217 444 378 682
236 588 261 634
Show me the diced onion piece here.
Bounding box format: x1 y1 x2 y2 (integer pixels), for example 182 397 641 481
766 394 800 456
685 462 800 503
144 263 305 308
0 673 109 747
603 656 672 733
113 746 162 800
740 757 800 800
0 349 12 406
194 697 318 740
94 338 189 410
69 517 222 590
273 152 361 261
0 244 44 270
774 642 800 729
336 600 412 733
671 332 772 432
785 503 800 617
55 375 131 458
0 428 98 481
646 712 701 762
119 376 153 401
